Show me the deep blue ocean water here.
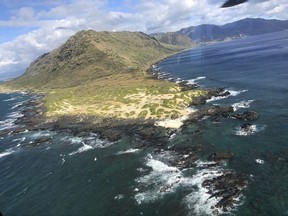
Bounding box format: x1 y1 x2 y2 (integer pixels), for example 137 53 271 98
0 30 288 215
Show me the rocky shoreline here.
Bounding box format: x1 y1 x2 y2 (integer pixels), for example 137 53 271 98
0 86 258 143
0 73 259 214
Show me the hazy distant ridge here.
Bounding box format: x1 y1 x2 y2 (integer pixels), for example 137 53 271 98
176 18 288 42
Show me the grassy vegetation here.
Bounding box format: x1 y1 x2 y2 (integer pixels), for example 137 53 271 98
43 76 207 120
4 30 207 121
152 32 195 48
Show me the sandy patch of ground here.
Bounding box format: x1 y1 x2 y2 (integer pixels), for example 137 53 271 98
0 85 18 93
48 89 205 129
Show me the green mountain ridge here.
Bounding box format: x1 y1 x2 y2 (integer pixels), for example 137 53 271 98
4 30 206 121
9 30 175 89
151 32 195 48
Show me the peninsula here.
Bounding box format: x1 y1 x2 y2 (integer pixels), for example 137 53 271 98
2 30 208 128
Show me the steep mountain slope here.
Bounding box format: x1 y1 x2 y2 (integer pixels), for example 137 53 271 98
151 32 195 48
177 18 288 42
5 30 206 120
9 30 174 89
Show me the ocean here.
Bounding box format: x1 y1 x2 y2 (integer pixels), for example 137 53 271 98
0 30 288 216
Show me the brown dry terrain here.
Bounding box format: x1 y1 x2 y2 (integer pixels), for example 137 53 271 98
2 30 205 125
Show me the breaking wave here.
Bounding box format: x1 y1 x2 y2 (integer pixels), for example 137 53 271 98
207 89 248 103
134 154 182 204
235 124 266 136
69 138 114 156
134 154 244 215
69 142 93 156
116 148 140 155
188 76 206 84
0 148 16 159
232 100 254 111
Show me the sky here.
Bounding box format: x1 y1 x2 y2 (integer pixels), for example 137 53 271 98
0 0 287 80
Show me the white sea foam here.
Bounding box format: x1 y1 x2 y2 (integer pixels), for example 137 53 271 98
232 100 254 111
152 65 161 71
135 155 243 215
206 96 227 103
207 89 248 103
229 89 248 97
117 148 140 155
11 103 22 110
62 136 83 144
169 133 177 140
135 155 182 204
69 138 113 156
69 142 93 156
255 159 264 164
3 97 17 102
0 148 16 158
183 170 224 216
30 131 52 138
7 111 23 118
87 138 114 149
195 160 219 168
11 100 28 110
0 111 24 130
0 118 16 130
235 124 266 136
185 160 246 215
188 76 206 84
12 137 26 143
114 194 124 200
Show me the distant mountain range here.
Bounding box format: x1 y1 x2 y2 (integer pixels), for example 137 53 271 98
7 18 288 90
153 18 288 44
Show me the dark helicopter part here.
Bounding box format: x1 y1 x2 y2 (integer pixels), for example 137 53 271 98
221 0 249 8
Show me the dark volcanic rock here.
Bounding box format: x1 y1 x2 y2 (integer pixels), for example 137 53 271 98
207 88 230 98
178 81 199 91
169 145 203 169
135 125 168 145
13 96 46 128
205 106 234 116
202 171 248 210
26 136 51 147
239 123 255 134
208 151 233 162
231 111 259 121
174 154 197 169
189 88 230 106
189 96 207 105
183 105 234 126
241 123 253 129
99 128 122 142
170 145 204 154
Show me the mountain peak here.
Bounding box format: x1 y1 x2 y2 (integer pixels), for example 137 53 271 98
8 30 173 89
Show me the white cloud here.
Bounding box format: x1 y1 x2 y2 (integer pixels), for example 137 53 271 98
14 7 35 21
0 0 288 79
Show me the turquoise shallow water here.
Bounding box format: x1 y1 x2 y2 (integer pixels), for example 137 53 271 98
0 31 288 216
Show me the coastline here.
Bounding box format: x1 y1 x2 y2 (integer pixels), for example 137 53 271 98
0 84 21 94
2 30 284 216
0 45 236 135
0 85 249 214
0 73 238 143
0 48 254 215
